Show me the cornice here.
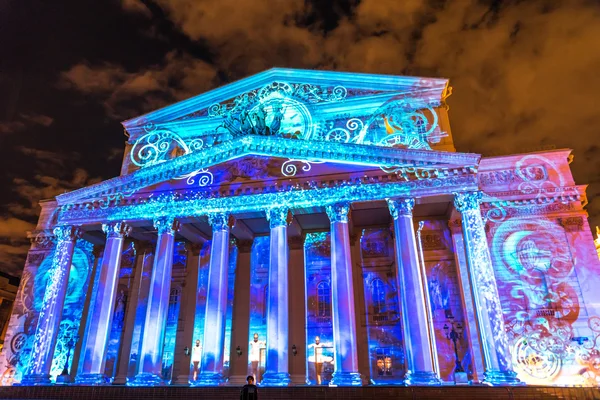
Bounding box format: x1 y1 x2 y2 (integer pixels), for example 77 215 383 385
56 135 480 205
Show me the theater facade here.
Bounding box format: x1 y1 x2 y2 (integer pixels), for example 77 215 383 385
1 68 599 387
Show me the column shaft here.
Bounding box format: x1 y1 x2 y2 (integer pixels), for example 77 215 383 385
388 198 441 385
449 220 485 383
262 208 290 386
77 223 131 384
196 213 230 385
113 242 154 384
326 203 362 386
454 191 520 385
130 218 179 386
22 226 81 385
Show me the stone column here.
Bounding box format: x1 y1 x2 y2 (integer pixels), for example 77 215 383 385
262 207 291 386
196 213 231 385
172 244 202 384
130 218 180 386
113 241 154 384
76 222 131 384
387 198 441 385
21 225 82 385
453 191 520 385
448 219 485 383
325 203 362 386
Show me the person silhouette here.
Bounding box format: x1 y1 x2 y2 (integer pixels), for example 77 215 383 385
240 375 258 400
191 339 202 380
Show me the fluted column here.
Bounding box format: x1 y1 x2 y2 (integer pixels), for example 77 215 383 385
387 198 441 385
21 225 82 385
262 207 291 386
196 213 231 386
113 241 154 384
325 203 362 386
76 222 131 384
448 219 485 383
130 218 180 386
453 191 520 385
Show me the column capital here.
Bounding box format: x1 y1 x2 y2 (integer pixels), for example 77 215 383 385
326 203 350 223
52 225 82 242
266 207 290 228
208 212 232 231
153 217 180 236
453 191 482 212
387 198 415 219
102 222 132 238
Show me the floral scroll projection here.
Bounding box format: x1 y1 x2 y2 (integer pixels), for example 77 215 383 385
491 217 589 384
130 123 213 187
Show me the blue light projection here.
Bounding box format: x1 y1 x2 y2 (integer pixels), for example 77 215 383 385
189 241 237 384
247 237 269 382
4 240 94 384
304 233 335 385
103 242 137 380
358 229 404 384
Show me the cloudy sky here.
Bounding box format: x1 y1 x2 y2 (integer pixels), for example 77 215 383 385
1 0 599 278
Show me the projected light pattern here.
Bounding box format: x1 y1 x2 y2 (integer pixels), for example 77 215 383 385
304 233 335 385
0 239 93 384
247 237 269 381
359 229 405 384
189 242 237 384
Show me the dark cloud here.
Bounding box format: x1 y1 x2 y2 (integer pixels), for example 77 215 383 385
0 113 53 135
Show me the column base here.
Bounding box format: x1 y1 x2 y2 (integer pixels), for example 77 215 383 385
127 372 164 386
404 371 442 386
192 372 224 386
483 369 523 386
261 372 291 387
75 373 110 385
19 373 52 386
329 371 363 387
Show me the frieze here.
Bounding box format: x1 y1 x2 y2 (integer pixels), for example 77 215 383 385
57 175 478 226
479 165 547 187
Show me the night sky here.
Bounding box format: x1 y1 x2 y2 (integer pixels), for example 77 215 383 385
1 0 599 278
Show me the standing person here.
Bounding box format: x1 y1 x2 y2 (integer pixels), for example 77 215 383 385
308 336 324 385
191 339 202 381
248 333 265 383
240 375 258 400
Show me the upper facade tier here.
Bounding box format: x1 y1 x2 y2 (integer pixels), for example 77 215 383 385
119 68 456 175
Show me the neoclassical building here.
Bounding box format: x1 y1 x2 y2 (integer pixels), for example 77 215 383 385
1 69 599 387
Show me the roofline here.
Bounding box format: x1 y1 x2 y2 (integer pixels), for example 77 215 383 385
121 67 449 129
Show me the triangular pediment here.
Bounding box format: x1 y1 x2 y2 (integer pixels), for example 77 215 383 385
57 135 479 205
118 69 456 181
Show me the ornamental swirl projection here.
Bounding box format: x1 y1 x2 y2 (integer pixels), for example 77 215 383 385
130 124 213 187
356 97 446 150
130 124 206 168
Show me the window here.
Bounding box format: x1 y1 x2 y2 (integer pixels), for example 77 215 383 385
317 281 331 322
371 279 386 315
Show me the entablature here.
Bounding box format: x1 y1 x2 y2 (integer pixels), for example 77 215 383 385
57 135 479 206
